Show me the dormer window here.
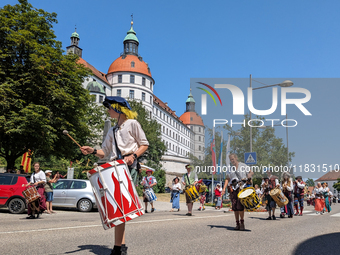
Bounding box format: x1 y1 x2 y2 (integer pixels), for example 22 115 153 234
131 61 135 68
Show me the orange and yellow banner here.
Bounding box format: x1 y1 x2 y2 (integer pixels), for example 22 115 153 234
21 150 33 173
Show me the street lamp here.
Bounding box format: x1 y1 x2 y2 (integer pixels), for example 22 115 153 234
249 75 293 164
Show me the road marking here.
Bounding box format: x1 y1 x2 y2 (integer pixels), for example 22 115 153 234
0 214 232 234
330 213 340 217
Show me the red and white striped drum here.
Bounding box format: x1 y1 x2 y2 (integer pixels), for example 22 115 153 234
87 160 144 230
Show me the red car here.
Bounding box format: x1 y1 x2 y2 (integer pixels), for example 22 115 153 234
0 173 30 213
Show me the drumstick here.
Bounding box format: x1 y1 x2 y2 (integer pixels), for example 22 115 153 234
62 130 82 148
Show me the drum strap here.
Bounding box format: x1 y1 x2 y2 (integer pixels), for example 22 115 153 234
113 127 122 160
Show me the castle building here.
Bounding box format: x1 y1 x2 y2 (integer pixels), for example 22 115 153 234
66 22 205 181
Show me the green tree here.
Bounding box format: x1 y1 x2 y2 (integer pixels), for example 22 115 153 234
306 178 315 187
223 115 294 179
0 0 96 169
333 178 340 192
128 100 166 168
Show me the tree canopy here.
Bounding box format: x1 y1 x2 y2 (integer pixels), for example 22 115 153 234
194 114 295 180
0 0 94 168
128 100 167 169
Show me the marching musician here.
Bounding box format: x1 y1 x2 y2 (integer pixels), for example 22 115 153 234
293 176 305 216
81 96 149 255
261 170 280 220
221 153 253 231
25 162 47 219
141 169 157 213
280 172 294 218
322 182 331 213
314 182 324 215
170 177 181 212
182 164 198 216
197 180 207 211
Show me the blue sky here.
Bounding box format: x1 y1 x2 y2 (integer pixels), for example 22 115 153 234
3 0 340 179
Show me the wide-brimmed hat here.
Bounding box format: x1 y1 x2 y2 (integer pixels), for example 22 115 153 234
282 171 291 179
103 96 137 119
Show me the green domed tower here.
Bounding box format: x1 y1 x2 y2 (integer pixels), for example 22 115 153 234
66 29 82 58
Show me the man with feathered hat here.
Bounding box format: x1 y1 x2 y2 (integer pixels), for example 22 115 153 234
81 96 149 255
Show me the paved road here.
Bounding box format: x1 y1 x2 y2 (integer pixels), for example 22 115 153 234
0 204 340 255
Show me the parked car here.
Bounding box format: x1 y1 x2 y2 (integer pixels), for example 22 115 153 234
53 179 96 212
0 173 30 214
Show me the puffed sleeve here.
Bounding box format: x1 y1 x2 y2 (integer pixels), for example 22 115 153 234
131 120 149 146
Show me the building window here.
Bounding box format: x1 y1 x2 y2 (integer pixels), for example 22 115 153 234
156 109 158 116
199 156 201 160
142 92 145 101
169 130 171 137
199 127 201 132
130 75 135 83
199 136 201 141
150 96 152 103
166 128 168 135
117 89 121 97
131 61 135 68
150 81 153 90
129 90 134 99
163 126 165 133
199 145 201 151
118 75 122 83
99 95 103 103
142 77 145 86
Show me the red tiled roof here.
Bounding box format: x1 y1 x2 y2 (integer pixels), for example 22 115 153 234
179 111 204 126
78 58 109 85
107 55 152 79
153 95 179 119
315 170 340 182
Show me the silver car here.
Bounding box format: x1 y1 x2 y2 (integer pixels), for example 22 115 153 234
53 179 97 212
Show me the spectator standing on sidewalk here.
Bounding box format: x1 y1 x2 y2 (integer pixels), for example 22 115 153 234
44 170 58 214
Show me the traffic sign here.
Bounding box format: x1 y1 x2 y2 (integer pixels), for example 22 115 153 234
245 152 257 165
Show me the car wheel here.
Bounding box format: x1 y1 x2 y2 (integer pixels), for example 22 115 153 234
8 198 26 214
78 199 93 212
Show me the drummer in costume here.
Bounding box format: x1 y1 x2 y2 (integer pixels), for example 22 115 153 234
81 96 149 255
141 169 157 213
221 154 254 231
261 170 280 220
293 176 305 216
182 164 198 216
24 162 47 219
280 172 294 218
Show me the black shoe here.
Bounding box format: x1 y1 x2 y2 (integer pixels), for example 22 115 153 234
151 208 155 213
272 215 276 220
121 244 128 255
110 245 121 255
186 213 192 216
266 216 272 220
26 215 35 219
145 210 148 213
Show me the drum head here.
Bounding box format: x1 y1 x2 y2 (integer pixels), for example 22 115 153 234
238 188 254 198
